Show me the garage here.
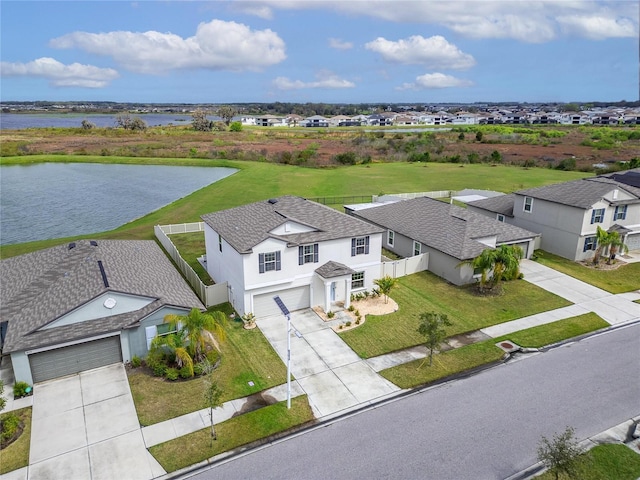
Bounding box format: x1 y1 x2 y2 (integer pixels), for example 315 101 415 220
252 286 310 318
625 233 640 252
29 335 122 383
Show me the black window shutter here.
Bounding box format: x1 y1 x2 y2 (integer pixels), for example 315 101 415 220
365 236 370 254
298 246 303 265
313 243 319 263
276 251 281 270
590 210 596 224
259 253 265 273
351 238 356 256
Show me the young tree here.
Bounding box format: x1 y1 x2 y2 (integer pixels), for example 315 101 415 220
203 376 224 445
417 312 452 366
537 426 582 480
373 275 398 304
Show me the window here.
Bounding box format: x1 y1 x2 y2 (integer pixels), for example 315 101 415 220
496 214 505 222
614 205 627 221
351 236 370 256
583 236 597 252
351 271 364 289
523 196 533 213
590 208 605 224
298 244 319 265
413 241 421 256
156 323 175 336
387 230 395 247
259 251 281 273
218 234 222 252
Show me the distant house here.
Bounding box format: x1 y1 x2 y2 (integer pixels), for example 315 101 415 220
201 196 383 318
254 115 288 127
467 169 640 261
347 197 539 286
0 240 204 385
302 115 330 127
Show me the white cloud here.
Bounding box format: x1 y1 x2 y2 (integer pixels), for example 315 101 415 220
365 35 475 70
273 71 355 90
556 14 637 39
243 0 638 42
49 19 286 74
398 72 473 90
0 57 119 88
231 3 274 20
328 38 353 50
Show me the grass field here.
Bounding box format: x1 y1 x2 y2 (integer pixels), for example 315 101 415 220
0 156 590 258
0 407 32 475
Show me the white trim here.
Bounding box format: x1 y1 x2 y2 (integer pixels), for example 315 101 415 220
26 332 121 355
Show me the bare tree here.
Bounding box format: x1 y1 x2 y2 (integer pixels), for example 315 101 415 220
217 105 237 125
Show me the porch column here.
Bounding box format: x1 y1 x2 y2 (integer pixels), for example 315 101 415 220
344 278 351 309
324 281 331 312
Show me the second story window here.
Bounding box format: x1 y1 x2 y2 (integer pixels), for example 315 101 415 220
259 251 281 273
298 244 319 265
614 205 627 221
351 236 370 256
523 197 533 213
590 208 605 224
387 230 395 247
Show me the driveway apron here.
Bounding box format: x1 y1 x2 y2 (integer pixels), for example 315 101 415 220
257 310 400 418
26 364 164 480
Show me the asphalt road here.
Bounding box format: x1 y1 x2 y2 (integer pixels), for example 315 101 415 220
182 323 640 480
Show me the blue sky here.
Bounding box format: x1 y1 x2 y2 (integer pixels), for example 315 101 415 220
1 1 638 104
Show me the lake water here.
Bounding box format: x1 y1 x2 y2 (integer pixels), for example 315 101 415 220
0 163 237 245
0 113 220 129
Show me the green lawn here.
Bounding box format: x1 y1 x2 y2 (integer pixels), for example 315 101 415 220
0 157 590 258
339 271 571 358
0 407 32 474
167 232 211 285
128 304 287 426
379 313 608 389
149 395 314 473
535 251 640 294
536 443 640 480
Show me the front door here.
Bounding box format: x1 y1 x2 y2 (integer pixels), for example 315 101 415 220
330 282 336 301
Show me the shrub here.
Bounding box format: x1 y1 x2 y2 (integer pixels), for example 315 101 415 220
130 355 142 368
179 365 194 379
335 152 357 165
165 368 179 381
193 362 205 376
348 305 355 312
355 310 360 317
1 413 20 442
13 381 31 398
475 131 483 141
229 121 243 132
206 349 220 366
327 311 335 319
345 321 352 327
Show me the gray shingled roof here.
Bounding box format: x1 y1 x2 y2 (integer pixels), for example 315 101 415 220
467 194 516 216
201 196 383 254
352 197 538 261
315 261 355 279
516 170 640 209
0 240 204 353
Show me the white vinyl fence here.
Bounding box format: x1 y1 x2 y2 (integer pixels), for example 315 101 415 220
155 223 229 307
381 253 429 278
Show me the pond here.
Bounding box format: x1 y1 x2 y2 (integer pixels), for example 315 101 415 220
0 163 237 245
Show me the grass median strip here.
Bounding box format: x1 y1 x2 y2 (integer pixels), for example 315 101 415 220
536 443 640 480
379 313 608 389
149 395 314 473
128 304 287 426
340 271 571 358
0 407 32 475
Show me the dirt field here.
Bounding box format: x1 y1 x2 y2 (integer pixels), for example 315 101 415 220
1 125 638 170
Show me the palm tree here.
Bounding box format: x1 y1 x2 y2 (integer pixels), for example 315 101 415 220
459 245 524 292
373 275 398 304
606 232 629 264
593 226 611 265
150 329 194 377
164 308 228 363
459 248 497 292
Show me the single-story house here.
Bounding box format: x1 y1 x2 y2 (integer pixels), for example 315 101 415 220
201 196 383 318
0 240 204 385
347 196 539 285
467 169 640 261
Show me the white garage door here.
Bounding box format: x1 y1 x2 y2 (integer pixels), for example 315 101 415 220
30 336 122 383
253 286 310 318
626 233 640 252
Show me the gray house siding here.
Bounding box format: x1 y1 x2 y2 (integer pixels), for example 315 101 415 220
127 306 192 359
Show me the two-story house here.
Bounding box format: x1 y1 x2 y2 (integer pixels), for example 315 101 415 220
467 169 640 261
201 196 383 318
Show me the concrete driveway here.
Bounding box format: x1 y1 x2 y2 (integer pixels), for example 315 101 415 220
257 309 400 418
7 364 165 480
